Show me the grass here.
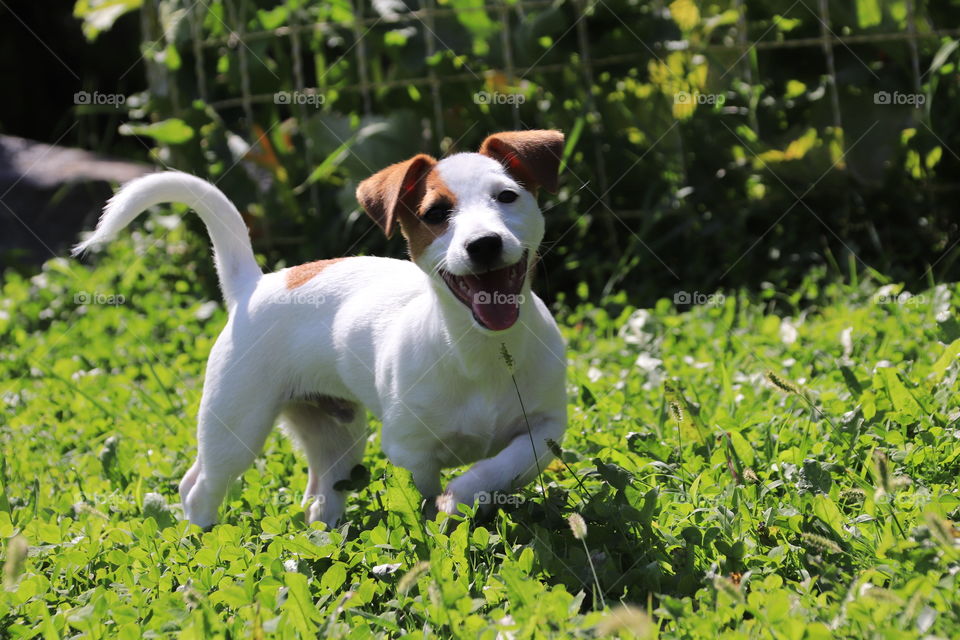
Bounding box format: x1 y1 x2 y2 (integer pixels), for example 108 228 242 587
1 218 960 638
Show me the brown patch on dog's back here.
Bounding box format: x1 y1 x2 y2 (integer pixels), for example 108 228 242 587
285 258 346 289
400 169 456 261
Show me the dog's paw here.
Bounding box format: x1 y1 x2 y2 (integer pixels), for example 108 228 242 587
435 489 499 520
436 476 491 516
304 493 344 528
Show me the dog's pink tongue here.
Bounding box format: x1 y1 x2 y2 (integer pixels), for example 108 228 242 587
473 297 519 331
467 269 520 331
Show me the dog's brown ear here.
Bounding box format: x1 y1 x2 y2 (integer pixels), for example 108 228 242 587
356 154 437 237
479 130 565 194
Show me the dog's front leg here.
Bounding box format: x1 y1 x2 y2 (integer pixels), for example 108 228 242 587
383 430 442 498
410 462 442 499
410 462 443 518
437 413 564 515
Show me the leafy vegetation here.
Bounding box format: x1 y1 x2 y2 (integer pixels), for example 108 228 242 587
66 0 960 306
2 220 960 637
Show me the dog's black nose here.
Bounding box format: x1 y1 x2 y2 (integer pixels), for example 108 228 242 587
466 234 503 266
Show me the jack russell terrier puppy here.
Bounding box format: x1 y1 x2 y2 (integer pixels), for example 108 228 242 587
74 130 568 528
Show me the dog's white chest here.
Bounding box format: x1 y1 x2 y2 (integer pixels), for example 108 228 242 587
383 380 523 469
436 391 521 466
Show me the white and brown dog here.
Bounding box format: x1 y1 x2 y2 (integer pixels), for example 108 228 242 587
74 130 568 528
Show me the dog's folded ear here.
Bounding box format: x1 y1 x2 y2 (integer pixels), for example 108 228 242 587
356 154 437 237
479 130 565 194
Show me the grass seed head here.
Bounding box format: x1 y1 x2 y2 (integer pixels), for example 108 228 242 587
545 438 564 458
924 513 959 549
872 450 892 495
668 400 684 423
499 342 515 373
596 605 653 638
765 370 799 394
800 532 843 554
99 434 119 472
398 561 431 595
568 513 588 540
839 488 866 506
3 535 28 588
714 575 744 602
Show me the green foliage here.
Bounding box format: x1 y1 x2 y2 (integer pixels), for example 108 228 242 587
119 118 195 145
78 0 960 305
2 221 960 637
74 0 143 41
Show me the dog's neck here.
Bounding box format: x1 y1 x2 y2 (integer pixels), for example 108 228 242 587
422 275 534 378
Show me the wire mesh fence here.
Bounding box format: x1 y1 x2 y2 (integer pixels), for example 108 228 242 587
143 0 953 144
114 0 960 301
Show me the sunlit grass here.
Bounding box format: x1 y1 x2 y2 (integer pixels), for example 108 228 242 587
1 226 959 637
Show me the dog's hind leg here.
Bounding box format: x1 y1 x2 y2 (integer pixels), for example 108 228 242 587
181 368 283 529
281 396 367 526
178 461 201 505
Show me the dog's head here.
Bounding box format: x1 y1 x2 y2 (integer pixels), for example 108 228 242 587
356 130 564 331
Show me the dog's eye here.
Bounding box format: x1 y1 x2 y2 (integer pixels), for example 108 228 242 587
496 190 519 204
422 206 451 225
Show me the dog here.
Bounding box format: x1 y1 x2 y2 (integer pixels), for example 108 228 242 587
74 130 568 528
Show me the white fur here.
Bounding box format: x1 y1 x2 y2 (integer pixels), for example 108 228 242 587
75 159 567 528
73 172 260 306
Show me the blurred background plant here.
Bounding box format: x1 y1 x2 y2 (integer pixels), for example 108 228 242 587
4 0 960 307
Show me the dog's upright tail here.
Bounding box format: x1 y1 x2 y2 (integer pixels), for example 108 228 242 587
72 171 262 306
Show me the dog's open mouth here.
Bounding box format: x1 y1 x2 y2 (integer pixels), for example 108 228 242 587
441 251 528 331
